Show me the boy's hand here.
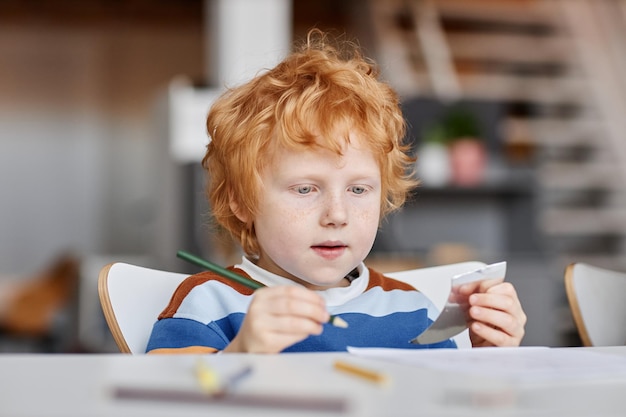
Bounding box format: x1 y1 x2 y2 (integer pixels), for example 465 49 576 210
458 279 527 347
224 286 330 353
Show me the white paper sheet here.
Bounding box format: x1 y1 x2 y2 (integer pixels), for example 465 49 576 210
348 346 626 383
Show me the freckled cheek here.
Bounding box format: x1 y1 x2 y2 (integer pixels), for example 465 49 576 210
259 209 314 255
276 204 309 222
352 205 380 234
265 206 310 237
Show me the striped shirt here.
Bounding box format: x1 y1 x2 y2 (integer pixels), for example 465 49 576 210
146 258 456 353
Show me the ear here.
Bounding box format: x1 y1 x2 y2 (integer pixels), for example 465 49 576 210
229 194 250 223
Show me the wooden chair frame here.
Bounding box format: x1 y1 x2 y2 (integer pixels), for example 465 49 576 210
98 262 189 354
98 263 130 353
564 263 592 346
564 262 626 347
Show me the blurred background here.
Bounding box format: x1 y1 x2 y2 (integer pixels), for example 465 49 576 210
1 0 626 352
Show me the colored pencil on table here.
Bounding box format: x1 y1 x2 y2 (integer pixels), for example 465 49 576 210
195 359 221 394
333 360 390 385
196 359 253 396
177 250 348 328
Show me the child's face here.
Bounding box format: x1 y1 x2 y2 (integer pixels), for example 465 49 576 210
251 131 381 290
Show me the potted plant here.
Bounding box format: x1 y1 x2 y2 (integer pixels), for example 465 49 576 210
442 105 486 187
417 105 486 187
416 124 452 187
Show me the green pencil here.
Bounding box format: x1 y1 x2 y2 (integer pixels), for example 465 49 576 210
177 250 264 289
176 250 348 328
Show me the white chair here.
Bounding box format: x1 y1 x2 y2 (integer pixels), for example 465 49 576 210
98 261 483 354
564 262 626 347
98 263 189 354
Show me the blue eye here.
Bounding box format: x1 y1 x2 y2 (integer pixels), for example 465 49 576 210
351 186 366 195
296 185 313 194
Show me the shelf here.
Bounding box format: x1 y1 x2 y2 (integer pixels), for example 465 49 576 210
409 165 536 199
411 182 532 198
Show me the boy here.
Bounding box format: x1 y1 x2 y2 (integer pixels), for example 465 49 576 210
146 30 526 354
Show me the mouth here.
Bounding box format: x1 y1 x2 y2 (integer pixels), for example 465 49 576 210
311 242 347 260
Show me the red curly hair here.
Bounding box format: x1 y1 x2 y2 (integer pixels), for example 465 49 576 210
203 29 417 257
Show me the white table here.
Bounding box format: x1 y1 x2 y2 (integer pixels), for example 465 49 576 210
1 347 626 417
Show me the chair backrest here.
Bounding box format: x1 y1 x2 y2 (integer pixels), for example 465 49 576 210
564 262 626 347
387 261 485 349
98 262 189 354
98 261 483 354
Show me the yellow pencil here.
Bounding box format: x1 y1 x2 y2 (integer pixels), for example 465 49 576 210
196 359 221 394
196 359 253 396
333 360 390 385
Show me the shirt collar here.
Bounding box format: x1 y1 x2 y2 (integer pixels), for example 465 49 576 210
235 256 370 307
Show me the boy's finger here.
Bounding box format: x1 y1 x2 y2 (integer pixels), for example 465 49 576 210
470 321 518 347
469 292 517 312
271 316 326 336
258 286 330 323
457 277 504 295
477 277 506 293
469 302 526 340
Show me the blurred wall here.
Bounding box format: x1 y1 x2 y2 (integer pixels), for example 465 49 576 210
0 10 204 276
0 0 358 277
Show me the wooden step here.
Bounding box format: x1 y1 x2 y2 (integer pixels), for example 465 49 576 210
436 0 560 27
505 117 605 148
540 208 626 235
368 0 433 96
447 32 576 65
457 73 588 103
538 162 622 190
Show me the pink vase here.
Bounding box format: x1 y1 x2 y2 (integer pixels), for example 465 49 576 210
449 138 486 186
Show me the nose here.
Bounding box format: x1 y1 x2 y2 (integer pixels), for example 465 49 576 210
321 192 349 227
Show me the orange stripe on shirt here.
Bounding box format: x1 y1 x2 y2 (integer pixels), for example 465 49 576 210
366 268 418 292
147 345 219 354
158 268 258 320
